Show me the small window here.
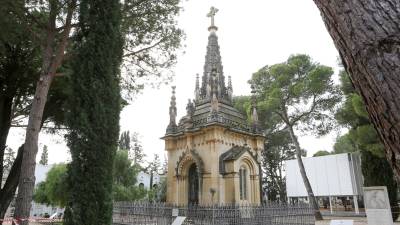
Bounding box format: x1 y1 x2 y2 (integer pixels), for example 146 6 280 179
139 183 145 189
239 166 247 200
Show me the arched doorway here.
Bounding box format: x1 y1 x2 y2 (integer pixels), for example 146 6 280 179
188 163 199 204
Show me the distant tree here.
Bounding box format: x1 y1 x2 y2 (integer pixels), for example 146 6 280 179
33 164 68 207
147 178 167 202
335 70 399 220
313 150 331 157
39 145 48 165
131 133 146 167
119 131 131 151
262 130 296 202
114 150 137 187
147 154 161 189
113 150 146 201
313 0 400 181
251 54 341 220
34 151 146 207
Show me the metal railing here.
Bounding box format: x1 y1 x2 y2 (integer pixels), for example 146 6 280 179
113 202 315 225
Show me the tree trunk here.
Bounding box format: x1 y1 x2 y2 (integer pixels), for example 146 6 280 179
288 126 323 220
13 1 75 224
0 145 23 224
13 71 54 225
312 0 400 182
0 97 13 183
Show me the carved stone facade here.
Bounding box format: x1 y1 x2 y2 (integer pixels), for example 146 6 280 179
162 7 265 205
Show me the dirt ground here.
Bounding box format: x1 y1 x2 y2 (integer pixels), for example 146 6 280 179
315 217 400 225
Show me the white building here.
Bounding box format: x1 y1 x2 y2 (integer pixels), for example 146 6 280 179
285 152 363 213
136 171 163 189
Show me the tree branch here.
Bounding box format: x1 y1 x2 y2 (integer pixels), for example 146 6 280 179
48 0 77 76
291 94 317 125
123 38 164 58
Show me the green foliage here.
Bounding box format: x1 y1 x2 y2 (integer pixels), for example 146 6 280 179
147 178 167 202
312 150 331 157
33 164 68 207
333 133 357 154
35 151 146 209
39 145 48 165
64 0 123 224
112 150 147 202
113 185 147 202
114 150 138 187
249 54 339 206
120 0 184 98
252 54 340 136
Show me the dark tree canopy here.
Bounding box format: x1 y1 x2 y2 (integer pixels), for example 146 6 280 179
64 0 123 224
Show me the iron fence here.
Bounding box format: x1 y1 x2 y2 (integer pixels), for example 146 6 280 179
113 202 315 225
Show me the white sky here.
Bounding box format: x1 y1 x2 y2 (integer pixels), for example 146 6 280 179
6 0 343 164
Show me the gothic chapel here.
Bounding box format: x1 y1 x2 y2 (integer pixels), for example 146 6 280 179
162 7 265 205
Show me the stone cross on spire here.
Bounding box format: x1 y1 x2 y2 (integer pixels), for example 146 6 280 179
207 6 219 31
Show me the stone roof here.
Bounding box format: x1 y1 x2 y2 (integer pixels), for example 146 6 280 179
219 146 259 174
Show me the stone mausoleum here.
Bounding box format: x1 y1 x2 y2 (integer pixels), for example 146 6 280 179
162 7 265 205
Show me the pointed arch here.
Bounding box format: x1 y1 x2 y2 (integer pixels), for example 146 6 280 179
175 149 204 176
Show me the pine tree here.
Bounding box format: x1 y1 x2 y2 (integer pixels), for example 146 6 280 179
64 0 123 224
39 145 48 165
250 55 340 220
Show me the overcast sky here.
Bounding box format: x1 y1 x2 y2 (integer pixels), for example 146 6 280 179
7 0 343 164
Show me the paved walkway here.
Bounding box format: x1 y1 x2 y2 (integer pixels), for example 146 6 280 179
316 216 400 225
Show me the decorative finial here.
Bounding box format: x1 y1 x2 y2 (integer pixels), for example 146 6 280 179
227 76 233 101
195 73 200 101
251 84 259 132
207 6 219 31
167 86 177 133
186 99 195 117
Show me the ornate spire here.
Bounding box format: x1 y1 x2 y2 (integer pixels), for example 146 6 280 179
199 7 231 104
250 84 259 132
167 86 177 133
